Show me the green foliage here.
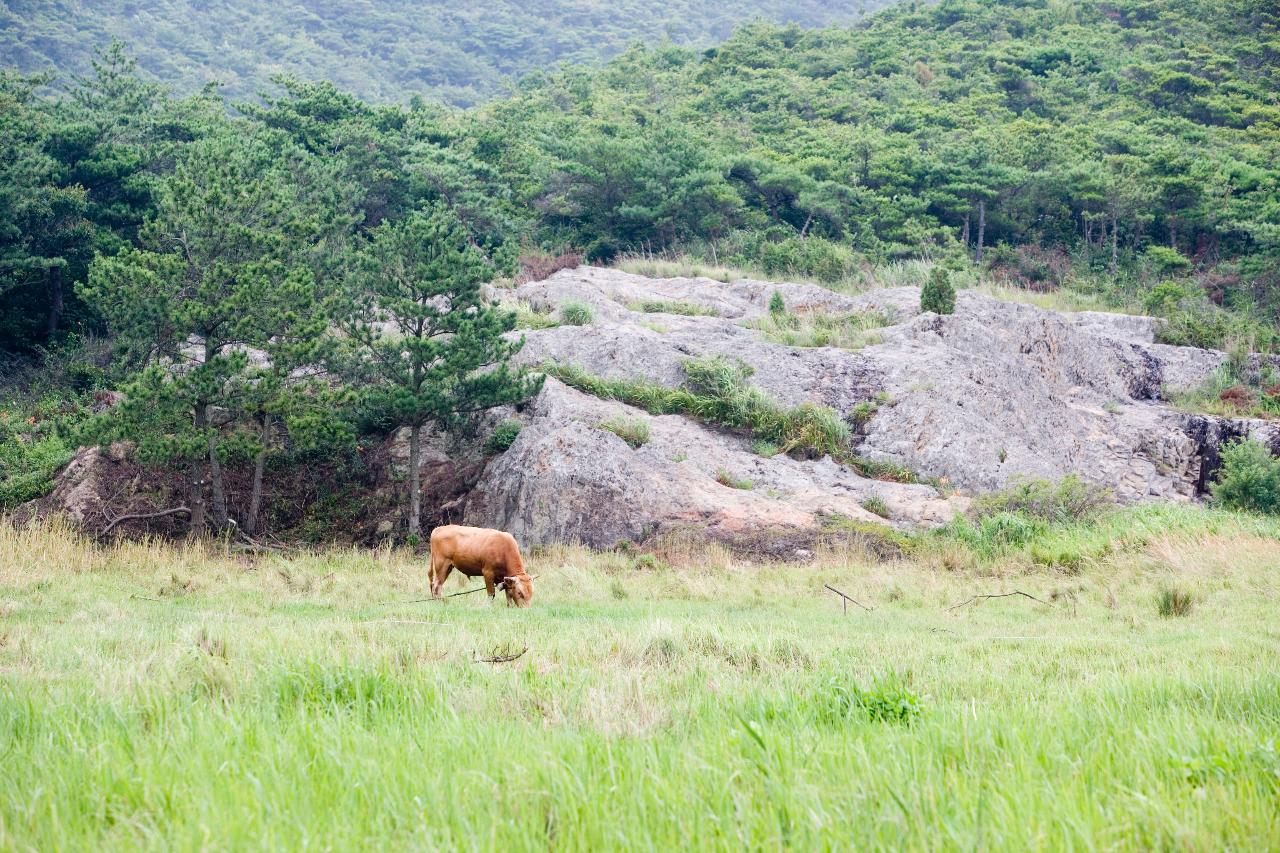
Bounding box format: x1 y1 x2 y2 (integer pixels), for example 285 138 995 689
1167 363 1280 421
2 2 885 106
1143 281 1197 316
598 417 650 449
484 419 523 454
920 268 956 316
559 301 594 326
344 204 542 535
1211 440 1280 516
1144 246 1192 276
812 673 923 725
0 431 74 509
81 123 339 534
971 476 1112 525
0 386 97 509
510 303 559 330
768 291 786 316
544 356 850 460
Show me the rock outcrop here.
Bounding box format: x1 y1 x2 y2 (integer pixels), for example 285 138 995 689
461 266 1279 548
26 265 1278 551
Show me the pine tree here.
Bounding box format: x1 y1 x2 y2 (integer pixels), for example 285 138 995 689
344 205 541 539
83 129 327 535
920 267 956 315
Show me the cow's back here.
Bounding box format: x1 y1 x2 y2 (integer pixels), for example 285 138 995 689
431 524 522 573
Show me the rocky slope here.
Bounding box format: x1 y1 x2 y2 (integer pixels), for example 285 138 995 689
460 266 1279 548
25 265 1279 552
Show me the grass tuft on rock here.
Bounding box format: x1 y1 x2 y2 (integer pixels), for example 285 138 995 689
545 356 850 461
598 416 650 448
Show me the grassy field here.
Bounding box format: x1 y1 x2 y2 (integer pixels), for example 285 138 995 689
2 509 1280 851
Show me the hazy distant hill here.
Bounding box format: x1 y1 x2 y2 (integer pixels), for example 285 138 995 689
0 0 892 104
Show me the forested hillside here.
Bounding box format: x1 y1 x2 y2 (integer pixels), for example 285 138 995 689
0 0 884 104
3 0 1280 525
4 0 1278 359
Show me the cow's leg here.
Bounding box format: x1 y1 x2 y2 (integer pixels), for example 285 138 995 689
430 554 452 598
483 569 497 601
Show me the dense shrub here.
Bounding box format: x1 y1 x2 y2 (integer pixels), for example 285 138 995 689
1143 246 1192 276
515 249 582 284
970 475 1111 524
726 232 863 283
990 243 1072 291
920 267 956 315
1210 439 1280 515
483 419 523 454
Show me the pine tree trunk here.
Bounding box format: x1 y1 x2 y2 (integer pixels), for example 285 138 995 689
189 406 209 537
975 200 986 266
962 211 970 249
206 403 228 530
1109 212 1119 278
1169 213 1177 251
46 266 63 337
244 414 271 537
408 423 422 539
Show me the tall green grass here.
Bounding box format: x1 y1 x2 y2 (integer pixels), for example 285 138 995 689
3 515 1280 849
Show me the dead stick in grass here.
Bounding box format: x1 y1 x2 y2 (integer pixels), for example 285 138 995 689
946 590 1056 612
476 646 528 664
824 584 873 613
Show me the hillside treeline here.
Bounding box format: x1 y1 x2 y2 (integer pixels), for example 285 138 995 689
0 0 882 105
5 0 1278 361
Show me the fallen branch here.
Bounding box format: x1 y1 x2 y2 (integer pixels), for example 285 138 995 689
100 506 191 537
946 590 1056 612
825 583 873 613
475 646 528 664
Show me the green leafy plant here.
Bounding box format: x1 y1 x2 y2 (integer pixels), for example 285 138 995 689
1210 439 1280 515
768 291 786 316
813 673 923 725
484 419 523 454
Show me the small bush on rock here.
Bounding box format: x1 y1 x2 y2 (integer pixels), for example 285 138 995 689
484 419 523 454
1211 439 1280 515
920 267 956 315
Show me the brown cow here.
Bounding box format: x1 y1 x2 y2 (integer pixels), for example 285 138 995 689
429 524 533 607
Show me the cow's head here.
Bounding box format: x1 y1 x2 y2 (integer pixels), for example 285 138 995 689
503 573 534 607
